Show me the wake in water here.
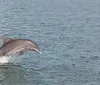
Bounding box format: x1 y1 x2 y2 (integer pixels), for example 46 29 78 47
0 55 21 64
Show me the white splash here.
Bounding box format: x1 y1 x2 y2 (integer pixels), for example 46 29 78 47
0 56 21 64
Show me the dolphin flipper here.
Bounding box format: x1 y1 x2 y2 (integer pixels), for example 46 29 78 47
18 48 27 55
0 35 13 44
19 51 24 55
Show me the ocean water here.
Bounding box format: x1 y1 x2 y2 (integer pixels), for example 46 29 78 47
0 0 100 85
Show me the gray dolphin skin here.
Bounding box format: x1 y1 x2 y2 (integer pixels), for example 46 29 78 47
0 35 41 56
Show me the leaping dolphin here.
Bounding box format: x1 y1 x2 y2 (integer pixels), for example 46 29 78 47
0 35 41 56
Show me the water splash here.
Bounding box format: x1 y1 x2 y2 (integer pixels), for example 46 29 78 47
0 56 21 64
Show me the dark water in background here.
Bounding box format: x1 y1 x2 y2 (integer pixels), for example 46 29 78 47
0 0 100 85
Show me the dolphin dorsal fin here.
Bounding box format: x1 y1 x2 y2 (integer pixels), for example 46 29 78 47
0 35 13 44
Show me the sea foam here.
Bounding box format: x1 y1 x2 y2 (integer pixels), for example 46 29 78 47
0 56 21 64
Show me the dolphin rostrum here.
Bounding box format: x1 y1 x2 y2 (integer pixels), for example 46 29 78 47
0 35 41 56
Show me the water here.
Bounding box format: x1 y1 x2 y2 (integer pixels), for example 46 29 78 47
0 0 100 85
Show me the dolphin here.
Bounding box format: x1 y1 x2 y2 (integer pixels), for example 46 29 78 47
0 35 41 56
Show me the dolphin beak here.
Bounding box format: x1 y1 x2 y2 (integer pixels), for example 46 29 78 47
34 48 41 54
38 51 42 54
36 50 42 54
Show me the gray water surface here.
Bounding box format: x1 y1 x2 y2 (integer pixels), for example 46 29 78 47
0 0 100 85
